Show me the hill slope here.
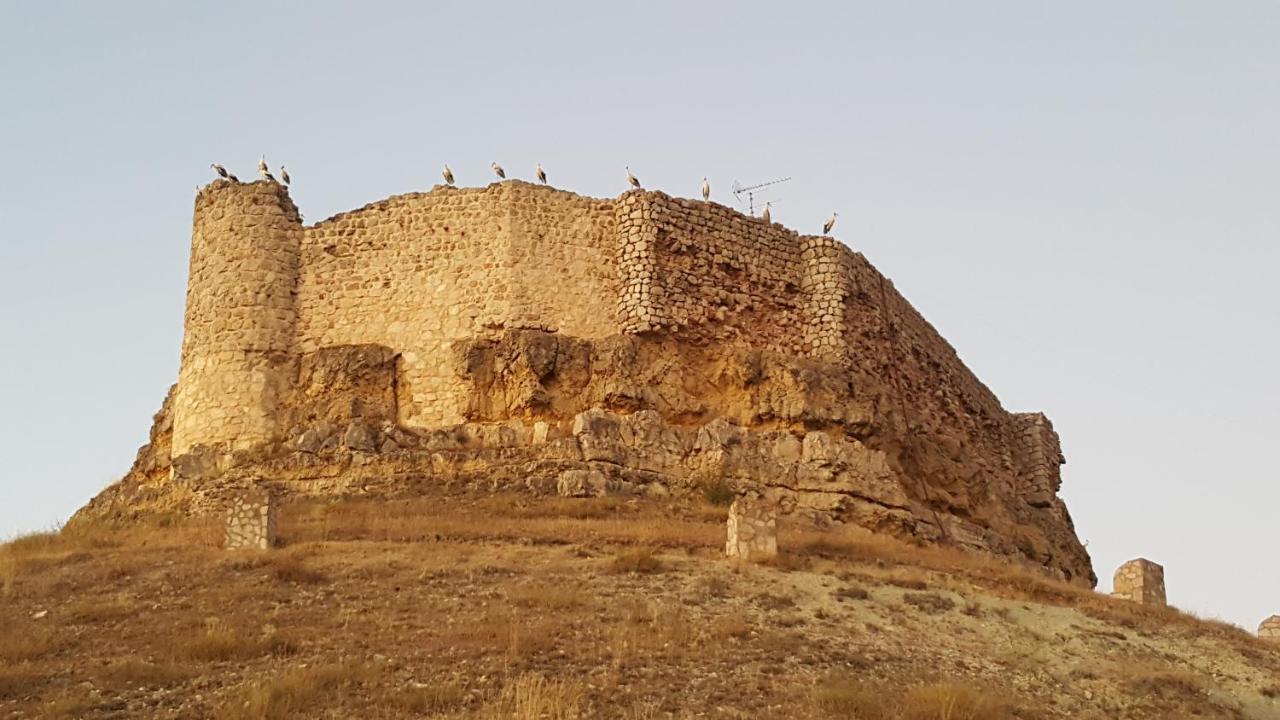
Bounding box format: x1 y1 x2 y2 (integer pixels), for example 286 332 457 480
3 493 1277 719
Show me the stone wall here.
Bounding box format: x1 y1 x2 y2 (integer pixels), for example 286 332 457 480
297 182 618 428
1258 615 1280 641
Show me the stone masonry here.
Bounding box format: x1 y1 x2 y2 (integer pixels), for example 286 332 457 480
1111 558 1166 607
224 491 277 550
1258 615 1280 641
725 498 779 561
77 176 1098 586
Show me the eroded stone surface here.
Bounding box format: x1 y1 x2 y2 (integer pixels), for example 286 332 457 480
1111 558 1166 607
726 498 778 561
1258 615 1280 641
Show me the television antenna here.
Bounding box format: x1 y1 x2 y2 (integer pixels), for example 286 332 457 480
731 176 791 217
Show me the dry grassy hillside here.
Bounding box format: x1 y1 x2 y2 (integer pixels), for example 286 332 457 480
2 491 1278 719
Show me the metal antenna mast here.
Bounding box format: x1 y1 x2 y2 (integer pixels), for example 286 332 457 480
731 176 791 217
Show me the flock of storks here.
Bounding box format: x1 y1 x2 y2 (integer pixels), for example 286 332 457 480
209 157 837 234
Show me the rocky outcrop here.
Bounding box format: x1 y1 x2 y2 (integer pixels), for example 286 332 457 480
77 330 1095 586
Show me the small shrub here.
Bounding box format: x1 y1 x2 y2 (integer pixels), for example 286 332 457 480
700 478 736 507
184 621 297 662
834 585 869 602
508 583 586 609
0 664 40 700
903 592 956 614
754 592 797 610
610 548 664 574
270 556 328 585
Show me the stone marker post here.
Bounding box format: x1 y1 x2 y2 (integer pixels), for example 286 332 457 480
224 490 278 550
1258 615 1280 641
725 498 778 561
1110 558 1166 607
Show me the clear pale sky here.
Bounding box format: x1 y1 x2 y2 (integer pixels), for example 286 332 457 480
1 2 1276 629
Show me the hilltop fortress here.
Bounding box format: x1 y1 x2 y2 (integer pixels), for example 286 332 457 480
79 178 1095 585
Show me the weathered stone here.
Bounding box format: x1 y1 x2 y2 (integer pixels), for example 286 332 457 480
342 422 376 452
1258 615 1280 641
1111 558 1166 607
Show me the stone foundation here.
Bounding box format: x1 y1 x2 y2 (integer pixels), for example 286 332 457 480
726 498 778 561
224 491 277 550
1111 558 1166 607
1258 615 1280 640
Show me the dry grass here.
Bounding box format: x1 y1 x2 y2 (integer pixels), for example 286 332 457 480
95 658 193 688
609 547 664 574
0 664 40 701
217 662 372 719
485 673 584 720
269 555 329 585
184 620 299 662
507 581 587 609
393 680 468 713
813 679 1004 719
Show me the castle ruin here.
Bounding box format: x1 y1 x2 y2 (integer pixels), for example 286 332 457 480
77 178 1095 585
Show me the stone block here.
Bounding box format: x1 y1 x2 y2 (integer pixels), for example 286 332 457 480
1110 558 1166 607
224 490 277 550
725 498 778 561
1258 615 1280 641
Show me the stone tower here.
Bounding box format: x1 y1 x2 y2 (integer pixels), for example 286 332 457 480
171 180 302 456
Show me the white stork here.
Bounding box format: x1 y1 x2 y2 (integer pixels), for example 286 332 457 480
258 155 269 175
823 212 838 235
762 202 771 224
626 166 641 190
280 165 291 186
442 164 455 185
536 162 547 185
211 163 229 180
491 162 506 180
701 177 710 202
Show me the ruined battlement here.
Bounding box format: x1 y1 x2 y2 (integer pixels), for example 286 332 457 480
83 176 1094 586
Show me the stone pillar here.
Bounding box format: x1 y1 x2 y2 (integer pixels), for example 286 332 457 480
1111 558 1166 607
224 491 278 550
725 498 778 561
1258 615 1280 641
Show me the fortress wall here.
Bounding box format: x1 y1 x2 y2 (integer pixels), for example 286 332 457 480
173 181 302 455
297 183 620 427
624 191 810 354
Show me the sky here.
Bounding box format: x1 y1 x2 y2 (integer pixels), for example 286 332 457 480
1 1 1276 629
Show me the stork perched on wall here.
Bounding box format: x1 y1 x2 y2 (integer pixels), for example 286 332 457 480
258 155 269 176
536 162 547 185
701 177 710 202
442 164 455 186
491 162 506 180
211 163 229 180
762 202 771 224
823 212 838 235
279 166 291 186
626 166 641 190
